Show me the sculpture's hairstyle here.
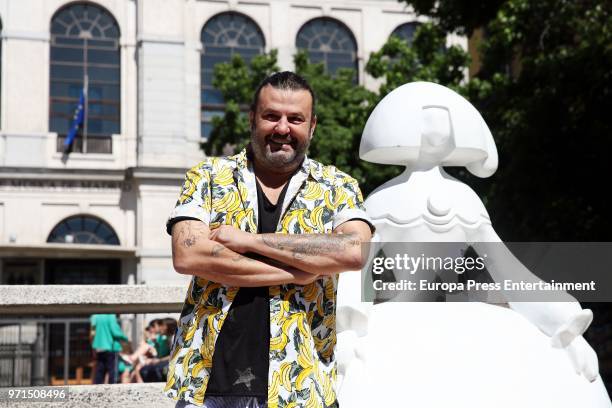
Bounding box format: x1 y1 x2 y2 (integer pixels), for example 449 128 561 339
360 82 498 178
250 71 316 120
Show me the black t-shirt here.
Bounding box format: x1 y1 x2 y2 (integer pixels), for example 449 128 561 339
205 180 290 397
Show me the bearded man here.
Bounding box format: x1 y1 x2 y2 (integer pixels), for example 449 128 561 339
165 71 373 408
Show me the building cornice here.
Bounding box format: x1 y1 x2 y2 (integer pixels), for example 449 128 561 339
126 167 187 181
0 244 137 259
0 166 188 183
0 167 125 181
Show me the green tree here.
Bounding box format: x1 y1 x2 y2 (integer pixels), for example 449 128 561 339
402 0 612 241
401 0 506 35
366 22 469 97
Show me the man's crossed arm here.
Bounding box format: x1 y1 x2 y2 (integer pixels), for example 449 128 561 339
171 219 372 286
210 221 372 276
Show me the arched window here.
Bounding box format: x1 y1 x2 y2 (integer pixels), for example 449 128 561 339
391 22 420 45
47 215 120 245
296 18 358 78
50 3 120 154
200 12 265 140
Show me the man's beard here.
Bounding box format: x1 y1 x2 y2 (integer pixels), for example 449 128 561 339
250 128 311 171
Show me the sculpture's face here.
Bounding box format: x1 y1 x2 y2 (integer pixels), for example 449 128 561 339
249 85 316 173
419 106 454 162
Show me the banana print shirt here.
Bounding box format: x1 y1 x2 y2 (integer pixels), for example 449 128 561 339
165 149 372 407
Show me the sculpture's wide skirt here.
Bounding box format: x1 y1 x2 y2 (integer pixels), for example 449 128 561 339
337 302 611 408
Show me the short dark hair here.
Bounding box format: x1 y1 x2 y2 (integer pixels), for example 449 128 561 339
250 71 316 120
163 318 178 336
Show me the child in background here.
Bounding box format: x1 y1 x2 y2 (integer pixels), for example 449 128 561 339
139 318 178 382
119 341 134 383
120 320 161 382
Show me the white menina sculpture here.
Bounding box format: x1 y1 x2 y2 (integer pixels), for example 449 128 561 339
336 82 611 407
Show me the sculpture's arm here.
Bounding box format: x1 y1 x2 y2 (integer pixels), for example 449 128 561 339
471 225 591 341
471 225 598 381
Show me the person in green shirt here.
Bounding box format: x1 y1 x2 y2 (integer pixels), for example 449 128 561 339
90 313 128 384
153 318 176 359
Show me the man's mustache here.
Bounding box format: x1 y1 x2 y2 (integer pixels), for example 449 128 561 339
268 134 294 143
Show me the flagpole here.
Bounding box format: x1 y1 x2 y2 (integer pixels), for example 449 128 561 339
83 38 89 154
83 74 88 154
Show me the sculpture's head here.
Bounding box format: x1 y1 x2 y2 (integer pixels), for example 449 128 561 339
359 82 498 177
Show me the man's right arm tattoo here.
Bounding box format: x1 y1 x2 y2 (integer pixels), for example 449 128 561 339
173 221 209 249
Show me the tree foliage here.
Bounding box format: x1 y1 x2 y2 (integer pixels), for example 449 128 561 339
367 22 469 96
448 0 610 241
402 0 506 35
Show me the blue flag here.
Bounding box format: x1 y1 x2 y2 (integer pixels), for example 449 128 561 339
64 88 86 149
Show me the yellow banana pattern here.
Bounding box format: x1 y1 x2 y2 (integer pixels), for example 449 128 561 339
165 149 368 408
